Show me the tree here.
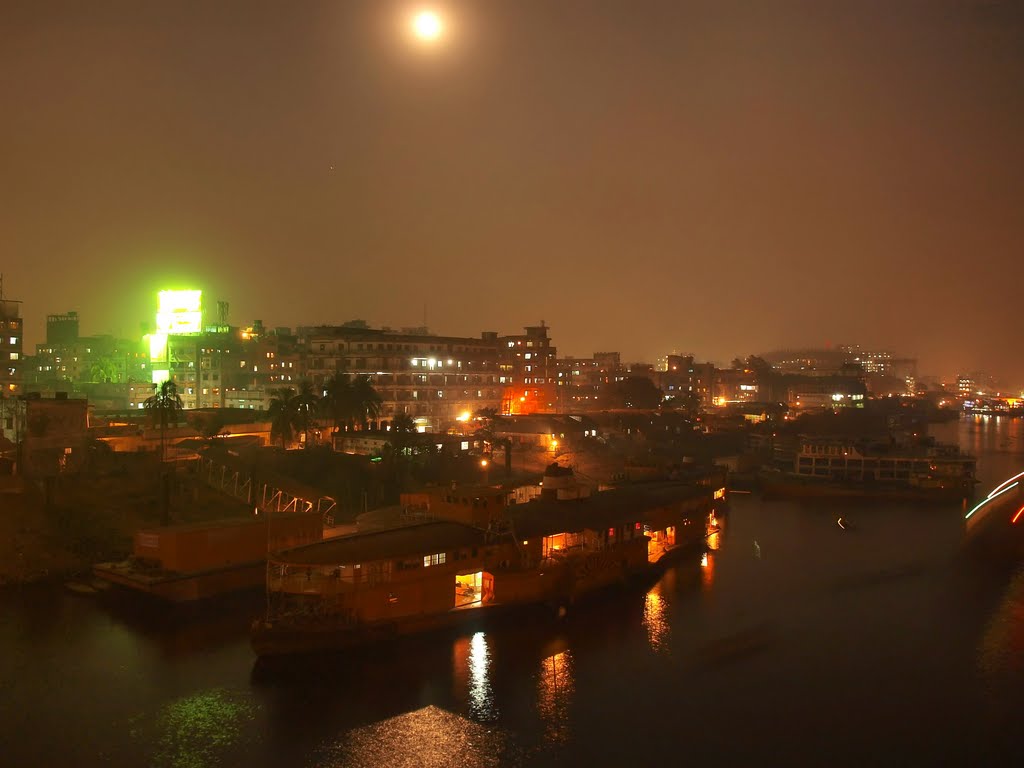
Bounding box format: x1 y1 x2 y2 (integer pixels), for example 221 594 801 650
88 356 119 383
391 412 416 434
292 379 320 448
320 373 381 432
143 380 183 525
268 386 297 449
389 412 417 455
188 410 228 443
471 409 512 477
663 391 702 419
603 376 663 410
321 372 355 434
351 375 383 430
144 380 184 463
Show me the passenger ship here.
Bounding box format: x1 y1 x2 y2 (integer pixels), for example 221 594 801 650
760 435 976 501
251 463 725 657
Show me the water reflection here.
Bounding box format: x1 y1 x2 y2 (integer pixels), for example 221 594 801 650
536 649 574 745
148 688 255 768
468 631 497 721
701 550 715 591
978 568 1024 681
643 585 670 654
451 631 498 722
321 705 506 768
707 510 724 551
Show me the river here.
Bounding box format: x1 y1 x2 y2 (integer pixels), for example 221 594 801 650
2 416 1023 767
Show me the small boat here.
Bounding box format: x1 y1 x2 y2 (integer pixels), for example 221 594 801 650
64 581 98 596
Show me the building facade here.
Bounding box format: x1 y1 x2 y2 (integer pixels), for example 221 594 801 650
499 325 558 414
1 298 22 397
302 325 503 431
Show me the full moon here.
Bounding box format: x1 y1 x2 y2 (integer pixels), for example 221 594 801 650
412 10 443 42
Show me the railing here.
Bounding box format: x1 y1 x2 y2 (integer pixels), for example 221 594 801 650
199 456 338 527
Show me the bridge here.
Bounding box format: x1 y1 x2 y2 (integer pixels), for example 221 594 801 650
964 470 1024 533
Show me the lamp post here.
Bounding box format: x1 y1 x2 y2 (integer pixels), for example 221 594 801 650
480 458 490 486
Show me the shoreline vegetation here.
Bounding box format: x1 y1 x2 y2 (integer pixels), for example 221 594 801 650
1 407 748 590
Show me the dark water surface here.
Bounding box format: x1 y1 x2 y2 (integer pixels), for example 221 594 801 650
2 417 1023 767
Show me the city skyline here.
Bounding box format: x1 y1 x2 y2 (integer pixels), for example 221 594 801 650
1 279 1012 386
3 1 1023 380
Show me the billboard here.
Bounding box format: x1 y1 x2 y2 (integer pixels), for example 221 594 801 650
156 289 202 335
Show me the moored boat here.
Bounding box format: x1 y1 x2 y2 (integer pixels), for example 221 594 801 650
759 435 975 502
251 464 726 657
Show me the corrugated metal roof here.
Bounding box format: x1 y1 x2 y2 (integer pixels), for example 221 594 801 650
272 520 486 566
506 482 709 539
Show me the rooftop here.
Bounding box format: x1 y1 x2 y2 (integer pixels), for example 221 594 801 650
271 520 485 566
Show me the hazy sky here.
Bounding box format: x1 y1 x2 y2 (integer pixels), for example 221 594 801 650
2 1 1022 382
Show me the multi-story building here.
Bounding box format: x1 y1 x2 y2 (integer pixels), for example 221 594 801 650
713 366 759 405
655 355 715 406
556 352 623 409
34 333 148 388
302 325 503 431
0 297 22 396
1 295 23 445
788 376 867 411
499 325 558 414
46 311 79 345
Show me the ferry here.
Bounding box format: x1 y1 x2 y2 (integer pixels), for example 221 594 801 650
251 463 726 657
759 435 976 501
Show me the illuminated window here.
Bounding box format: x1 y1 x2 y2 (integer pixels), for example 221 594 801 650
423 552 446 567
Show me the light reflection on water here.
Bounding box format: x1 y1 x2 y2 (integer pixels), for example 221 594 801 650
536 649 574 745
979 567 1024 680
146 688 255 768
6 417 1024 767
643 585 670 654
701 550 715 592
467 631 498 721
320 705 506 768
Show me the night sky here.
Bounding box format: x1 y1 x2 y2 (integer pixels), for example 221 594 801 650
3 1 1022 382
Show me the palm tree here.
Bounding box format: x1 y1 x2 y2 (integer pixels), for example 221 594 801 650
143 380 183 525
389 412 417 457
88 356 119 383
322 372 355 434
268 386 297 449
292 379 320 448
388 411 418 486
321 373 383 432
391 412 416 436
352 375 383 430
144 380 184 463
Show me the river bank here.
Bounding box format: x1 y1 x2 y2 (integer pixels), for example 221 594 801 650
0 462 253 588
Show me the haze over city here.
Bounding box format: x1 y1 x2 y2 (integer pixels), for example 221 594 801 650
3 0 1023 382
6 4 1024 768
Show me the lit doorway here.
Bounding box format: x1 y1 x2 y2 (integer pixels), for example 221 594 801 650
455 571 493 607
